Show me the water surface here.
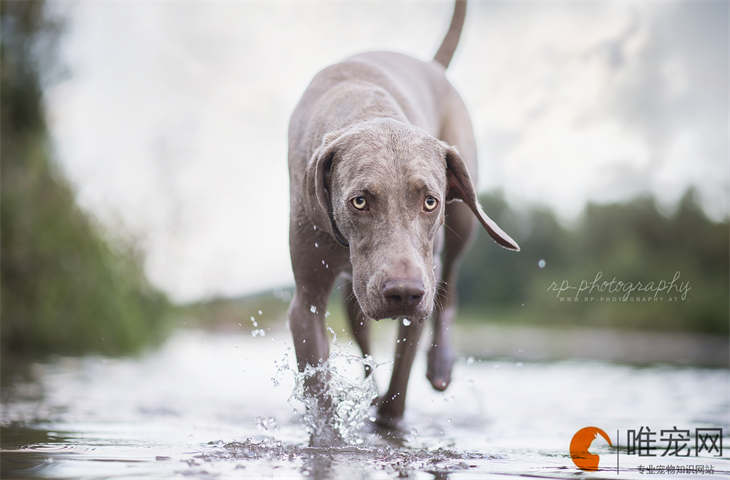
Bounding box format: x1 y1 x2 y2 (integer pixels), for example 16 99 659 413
2 327 728 479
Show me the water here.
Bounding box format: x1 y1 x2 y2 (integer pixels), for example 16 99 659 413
2 328 728 479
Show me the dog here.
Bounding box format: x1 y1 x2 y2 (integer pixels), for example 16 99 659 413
287 0 519 428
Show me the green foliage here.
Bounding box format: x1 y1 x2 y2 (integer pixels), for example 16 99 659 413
180 290 293 330
1 1 170 356
459 190 729 334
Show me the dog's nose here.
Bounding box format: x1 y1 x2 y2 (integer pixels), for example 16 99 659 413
382 279 425 308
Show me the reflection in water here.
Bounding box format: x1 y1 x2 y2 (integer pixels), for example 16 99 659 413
193 437 490 479
1 328 728 479
1 425 69 476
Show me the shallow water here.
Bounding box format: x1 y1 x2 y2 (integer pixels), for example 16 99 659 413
2 327 729 479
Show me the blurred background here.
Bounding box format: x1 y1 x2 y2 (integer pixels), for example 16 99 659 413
2 0 726 362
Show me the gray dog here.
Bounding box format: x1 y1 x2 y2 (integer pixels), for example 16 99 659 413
287 0 519 428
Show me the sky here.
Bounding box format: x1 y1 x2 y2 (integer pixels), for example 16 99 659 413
45 0 728 302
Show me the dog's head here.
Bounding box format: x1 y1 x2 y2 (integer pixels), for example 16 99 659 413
305 118 518 321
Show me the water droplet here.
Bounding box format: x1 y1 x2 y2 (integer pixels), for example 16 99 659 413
258 309 263 315
251 328 266 337
538 259 546 269
314 242 319 248
250 316 258 327
309 305 317 314
402 318 412 326
256 416 278 432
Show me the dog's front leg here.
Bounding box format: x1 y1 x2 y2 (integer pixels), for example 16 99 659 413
288 249 339 432
376 318 426 427
289 287 330 362
342 279 373 377
427 201 475 391
289 283 334 393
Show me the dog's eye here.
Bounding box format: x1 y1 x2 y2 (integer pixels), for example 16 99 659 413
424 195 438 211
351 196 367 210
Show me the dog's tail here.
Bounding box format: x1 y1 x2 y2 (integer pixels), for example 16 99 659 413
433 0 467 69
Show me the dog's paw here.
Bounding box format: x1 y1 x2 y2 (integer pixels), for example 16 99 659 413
375 396 405 430
426 345 454 391
374 411 402 430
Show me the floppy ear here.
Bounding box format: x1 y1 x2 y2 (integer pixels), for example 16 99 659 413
304 133 349 247
443 144 520 251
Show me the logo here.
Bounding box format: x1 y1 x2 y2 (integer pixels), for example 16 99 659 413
570 426 613 471
569 425 722 474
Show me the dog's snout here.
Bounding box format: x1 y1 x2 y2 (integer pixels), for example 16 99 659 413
382 279 425 308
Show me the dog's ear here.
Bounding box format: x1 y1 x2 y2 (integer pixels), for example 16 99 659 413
304 132 349 246
443 143 520 251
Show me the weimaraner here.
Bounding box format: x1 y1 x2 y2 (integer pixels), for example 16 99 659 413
287 0 519 429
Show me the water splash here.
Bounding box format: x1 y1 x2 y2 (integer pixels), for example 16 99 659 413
270 340 378 447
271 349 291 387
326 326 337 342
255 416 278 432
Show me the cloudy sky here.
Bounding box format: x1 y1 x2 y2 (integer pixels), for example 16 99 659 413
46 0 728 302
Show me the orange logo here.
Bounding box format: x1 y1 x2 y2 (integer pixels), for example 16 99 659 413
570 426 613 471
